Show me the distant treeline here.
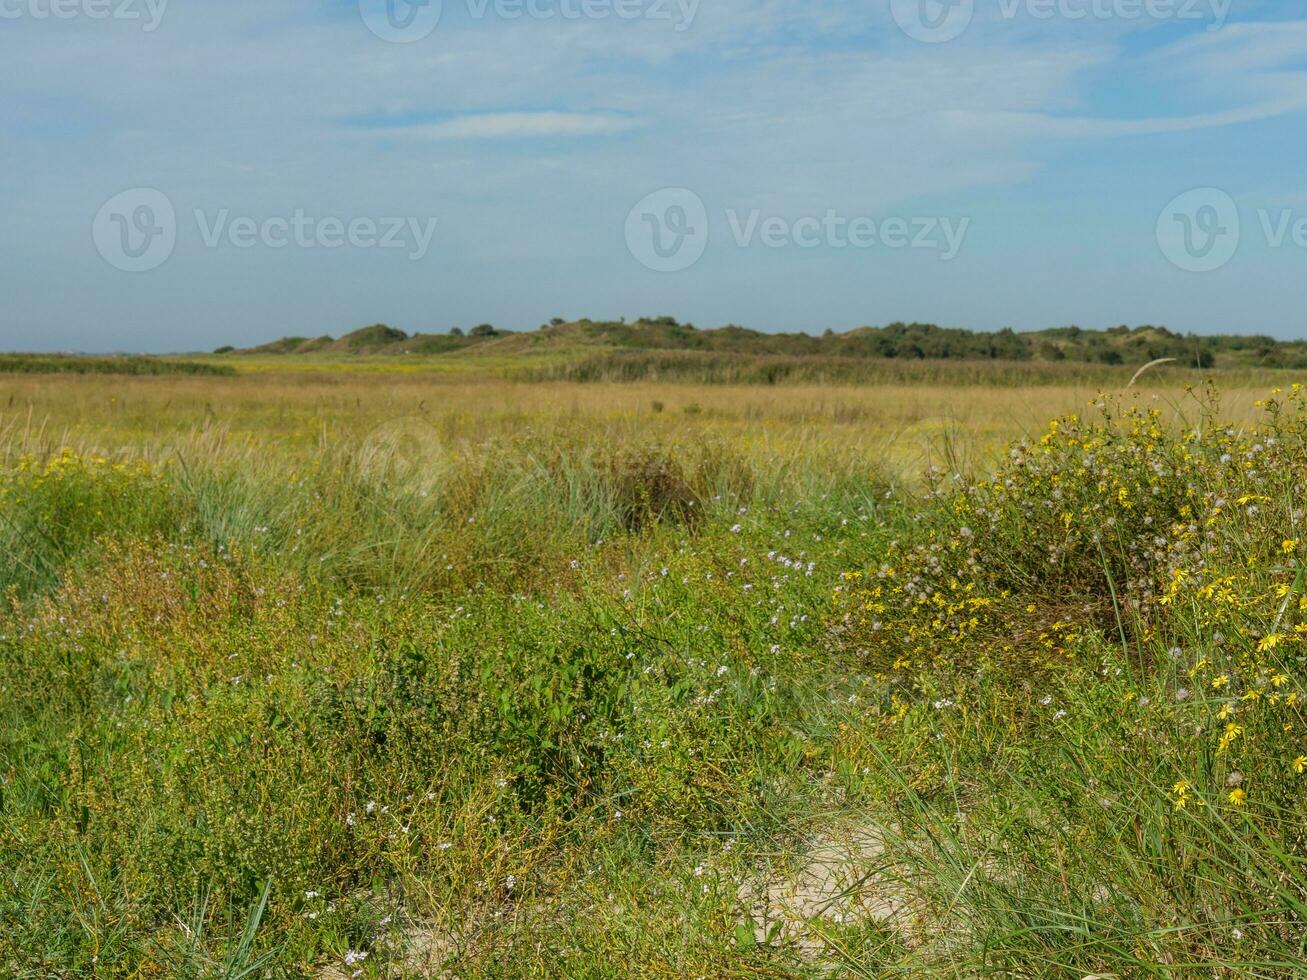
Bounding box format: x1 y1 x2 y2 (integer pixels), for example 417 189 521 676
0 355 236 377
572 320 1307 369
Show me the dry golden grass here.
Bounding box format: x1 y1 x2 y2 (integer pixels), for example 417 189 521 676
0 371 1270 481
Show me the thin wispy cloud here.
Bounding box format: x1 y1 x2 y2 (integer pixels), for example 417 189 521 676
383 111 641 140
2 0 1306 351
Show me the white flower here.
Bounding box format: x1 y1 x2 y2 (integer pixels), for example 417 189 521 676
343 950 368 966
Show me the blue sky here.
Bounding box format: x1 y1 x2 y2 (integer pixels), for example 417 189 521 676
2 0 1306 352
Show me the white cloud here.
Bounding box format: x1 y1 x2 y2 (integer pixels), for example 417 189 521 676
388 111 641 140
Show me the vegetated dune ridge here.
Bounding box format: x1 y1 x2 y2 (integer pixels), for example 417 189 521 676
227 318 1307 368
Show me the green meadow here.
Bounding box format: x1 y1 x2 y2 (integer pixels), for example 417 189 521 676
1 361 1305 977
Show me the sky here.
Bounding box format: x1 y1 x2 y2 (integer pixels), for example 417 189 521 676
2 0 1306 352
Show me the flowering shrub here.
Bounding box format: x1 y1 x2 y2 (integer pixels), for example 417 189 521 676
0 450 180 595
829 387 1307 967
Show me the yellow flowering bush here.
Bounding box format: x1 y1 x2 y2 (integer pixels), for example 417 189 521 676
0 449 180 595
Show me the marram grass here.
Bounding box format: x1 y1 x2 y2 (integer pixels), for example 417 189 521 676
0 376 1305 977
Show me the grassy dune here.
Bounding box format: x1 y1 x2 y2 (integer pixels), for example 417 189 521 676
1 369 1306 976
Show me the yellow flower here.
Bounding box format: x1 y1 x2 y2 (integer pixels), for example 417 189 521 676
1227 788 1246 806
1294 756 1307 775
1172 779 1192 810
1258 634 1283 653
1217 722 1243 753
1211 674 1230 690
1283 539 1300 554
